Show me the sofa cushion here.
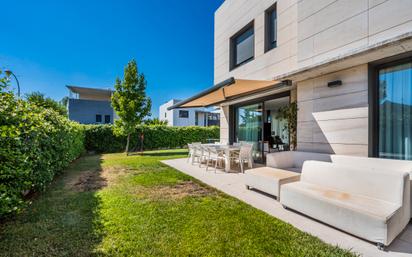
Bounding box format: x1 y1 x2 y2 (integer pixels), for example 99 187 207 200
301 161 406 205
244 167 300 197
331 155 412 218
281 182 400 244
285 182 400 221
266 151 331 170
331 155 412 175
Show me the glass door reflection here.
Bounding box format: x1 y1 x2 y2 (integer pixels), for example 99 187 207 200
235 103 263 162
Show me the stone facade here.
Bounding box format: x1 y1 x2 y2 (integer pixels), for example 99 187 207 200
215 0 412 156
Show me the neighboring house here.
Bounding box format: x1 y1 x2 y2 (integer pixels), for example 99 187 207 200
159 99 220 127
67 85 116 124
169 0 412 164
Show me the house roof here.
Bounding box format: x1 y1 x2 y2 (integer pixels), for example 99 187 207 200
167 77 286 110
66 85 113 97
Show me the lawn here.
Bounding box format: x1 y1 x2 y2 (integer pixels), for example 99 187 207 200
0 150 357 257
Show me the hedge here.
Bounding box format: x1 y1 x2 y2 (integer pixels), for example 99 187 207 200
84 124 220 153
0 92 85 218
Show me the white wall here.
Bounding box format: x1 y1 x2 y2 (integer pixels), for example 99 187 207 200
297 0 412 68
297 65 369 156
159 99 210 127
215 0 412 83
214 0 298 83
215 0 412 155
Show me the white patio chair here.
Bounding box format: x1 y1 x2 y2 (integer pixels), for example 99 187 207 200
204 146 225 173
191 143 203 165
230 144 253 173
198 145 209 168
187 142 201 163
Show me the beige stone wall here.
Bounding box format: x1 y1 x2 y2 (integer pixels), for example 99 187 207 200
214 0 298 83
219 105 230 144
215 0 412 82
215 0 412 155
296 65 369 155
297 0 412 68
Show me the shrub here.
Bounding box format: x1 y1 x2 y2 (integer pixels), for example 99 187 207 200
84 125 219 153
0 92 84 218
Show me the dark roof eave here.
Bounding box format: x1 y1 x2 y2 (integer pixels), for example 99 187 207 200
66 85 114 94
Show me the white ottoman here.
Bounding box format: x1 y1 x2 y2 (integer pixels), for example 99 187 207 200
244 167 300 200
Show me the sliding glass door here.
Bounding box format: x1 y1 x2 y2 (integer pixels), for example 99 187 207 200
378 60 412 160
235 103 263 162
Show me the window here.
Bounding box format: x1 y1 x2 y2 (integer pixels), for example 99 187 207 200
104 115 111 124
165 112 167 118
179 110 189 118
95 114 102 123
377 59 412 160
265 4 277 52
230 22 254 70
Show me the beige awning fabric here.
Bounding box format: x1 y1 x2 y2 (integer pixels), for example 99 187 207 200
168 77 283 110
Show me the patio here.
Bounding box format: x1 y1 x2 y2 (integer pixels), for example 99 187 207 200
162 157 412 257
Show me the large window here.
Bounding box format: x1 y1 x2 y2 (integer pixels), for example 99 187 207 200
265 4 277 52
235 103 263 162
179 110 189 118
230 22 254 70
378 60 412 160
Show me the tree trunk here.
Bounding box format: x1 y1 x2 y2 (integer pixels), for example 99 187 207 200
125 133 130 154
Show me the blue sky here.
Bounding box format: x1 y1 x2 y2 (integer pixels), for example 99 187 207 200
1 0 224 117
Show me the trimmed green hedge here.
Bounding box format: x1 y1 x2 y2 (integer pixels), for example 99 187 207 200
0 92 85 218
84 125 220 153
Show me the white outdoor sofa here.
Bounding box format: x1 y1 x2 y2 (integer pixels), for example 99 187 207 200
280 160 411 249
331 155 412 217
244 151 331 198
266 151 332 172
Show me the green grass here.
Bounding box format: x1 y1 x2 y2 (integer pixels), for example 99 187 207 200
0 149 357 257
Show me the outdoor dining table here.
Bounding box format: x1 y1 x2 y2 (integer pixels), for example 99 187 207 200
204 144 241 172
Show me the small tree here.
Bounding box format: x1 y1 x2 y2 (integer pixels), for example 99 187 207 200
112 59 151 153
26 91 67 116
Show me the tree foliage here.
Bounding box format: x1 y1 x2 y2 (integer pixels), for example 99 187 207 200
0 70 9 90
84 125 219 153
26 91 67 116
144 118 168 126
0 87 84 218
111 59 151 152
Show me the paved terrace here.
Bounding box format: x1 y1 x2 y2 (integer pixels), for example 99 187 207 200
162 158 412 257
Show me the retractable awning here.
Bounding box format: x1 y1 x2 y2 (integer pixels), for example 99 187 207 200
168 77 285 110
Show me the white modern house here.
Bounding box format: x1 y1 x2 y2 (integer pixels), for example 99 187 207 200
169 0 412 164
165 0 412 253
159 99 219 127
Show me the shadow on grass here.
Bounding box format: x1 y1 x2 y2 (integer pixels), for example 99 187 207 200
0 154 106 257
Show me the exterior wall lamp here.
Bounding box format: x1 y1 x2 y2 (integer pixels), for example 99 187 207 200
327 80 342 88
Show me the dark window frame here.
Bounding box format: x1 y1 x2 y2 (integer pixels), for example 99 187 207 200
229 91 291 164
179 110 189 118
368 53 412 158
265 3 277 52
95 114 102 123
104 115 111 124
230 21 255 71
